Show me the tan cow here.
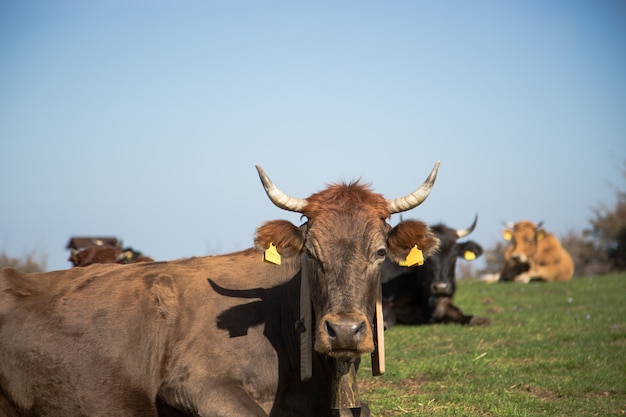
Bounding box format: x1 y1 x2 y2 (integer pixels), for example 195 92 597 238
499 220 574 283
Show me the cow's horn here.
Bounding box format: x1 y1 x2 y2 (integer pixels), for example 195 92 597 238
256 165 307 213
456 213 478 238
387 161 440 214
502 221 515 229
535 220 544 229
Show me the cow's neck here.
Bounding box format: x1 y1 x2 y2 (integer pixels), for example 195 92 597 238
300 251 361 411
330 359 360 409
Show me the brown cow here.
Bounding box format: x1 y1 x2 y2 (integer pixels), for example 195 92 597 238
0 163 441 417
499 220 574 283
68 245 154 267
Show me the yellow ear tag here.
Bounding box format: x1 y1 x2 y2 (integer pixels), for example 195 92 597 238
399 245 424 267
464 251 477 261
503 230 512 241
263 242 281 265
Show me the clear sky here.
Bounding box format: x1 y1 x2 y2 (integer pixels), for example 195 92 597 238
1 1 625 272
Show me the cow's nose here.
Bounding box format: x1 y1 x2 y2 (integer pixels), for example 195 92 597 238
324 318 367 349
316 312 374 356
431 282 450 295
511 254 522 262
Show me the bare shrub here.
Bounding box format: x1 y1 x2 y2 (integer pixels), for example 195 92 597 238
0 249 47 272
588 187 626 271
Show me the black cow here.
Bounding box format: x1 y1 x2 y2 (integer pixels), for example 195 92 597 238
0 163 441 417
381 215 490 328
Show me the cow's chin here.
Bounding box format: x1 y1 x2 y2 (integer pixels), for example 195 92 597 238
314 345 375 361
324 349 363 362
315 345 374 362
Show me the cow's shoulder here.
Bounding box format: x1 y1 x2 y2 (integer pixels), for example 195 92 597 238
535 233 564 258
191 247 302 289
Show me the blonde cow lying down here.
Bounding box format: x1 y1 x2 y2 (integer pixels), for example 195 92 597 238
498 220 574 283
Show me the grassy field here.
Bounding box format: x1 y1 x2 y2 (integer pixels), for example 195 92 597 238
359 273 626 417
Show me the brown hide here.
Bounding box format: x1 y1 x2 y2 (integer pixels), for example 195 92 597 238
0 165 440 416
500 220 574 282
69 246 154 267
1 255 298 416
68 246 125 266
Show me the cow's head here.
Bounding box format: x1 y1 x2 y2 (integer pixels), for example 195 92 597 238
69 246 154 267
254 164 440 361
427 215 482 297
502 220 545 263
69 246 124 267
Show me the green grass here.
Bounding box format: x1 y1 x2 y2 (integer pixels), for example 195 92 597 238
359 273 626 416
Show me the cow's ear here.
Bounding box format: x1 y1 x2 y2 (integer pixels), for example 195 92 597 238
386 220 440 264
536 228 546 240
502 229 513 241
254 220 305 258
458 241 483 262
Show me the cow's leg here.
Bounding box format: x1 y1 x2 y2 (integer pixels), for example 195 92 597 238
444 304 472 324
431 297 468 323
196 383 270 417
436 298 472 324
159 381 269 417
432 297 490 326
513 272 532 283
336 404 371 416
526 263 559 282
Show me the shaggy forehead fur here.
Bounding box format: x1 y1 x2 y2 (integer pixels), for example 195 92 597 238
302 182 390 220
514 220 537 232
386 219 440 258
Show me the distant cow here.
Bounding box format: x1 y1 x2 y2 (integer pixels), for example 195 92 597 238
381 215 490 328
499 220 574 283
68 246 154 267
0 163 441 417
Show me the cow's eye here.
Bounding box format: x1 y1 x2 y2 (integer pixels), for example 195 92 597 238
376 248 387 258
308 253 325 274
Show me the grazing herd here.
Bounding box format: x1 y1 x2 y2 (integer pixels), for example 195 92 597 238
0 163 575 417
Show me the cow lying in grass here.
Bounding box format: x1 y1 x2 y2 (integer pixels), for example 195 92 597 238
499 220 574 283
382 216 490 328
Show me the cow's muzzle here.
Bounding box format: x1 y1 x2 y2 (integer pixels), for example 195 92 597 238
431 281 453 296
511 253 528 263
315 312 374 359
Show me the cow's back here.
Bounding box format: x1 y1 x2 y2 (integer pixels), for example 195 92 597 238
535 234 574 281
0 251 319 416
0 264 178 416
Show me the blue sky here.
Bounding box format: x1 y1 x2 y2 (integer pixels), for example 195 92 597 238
1 1 625 272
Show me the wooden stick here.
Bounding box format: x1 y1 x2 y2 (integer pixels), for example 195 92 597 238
371 282 385 376
300 252 313 381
